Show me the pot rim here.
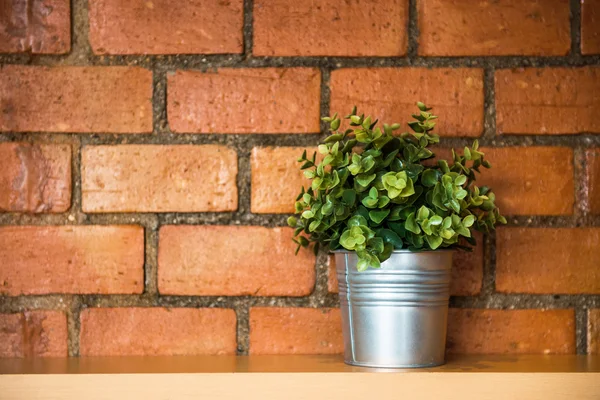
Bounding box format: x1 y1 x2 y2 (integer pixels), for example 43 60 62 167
330 248 455 254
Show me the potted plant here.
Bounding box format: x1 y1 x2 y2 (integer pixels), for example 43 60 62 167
288 103 506 368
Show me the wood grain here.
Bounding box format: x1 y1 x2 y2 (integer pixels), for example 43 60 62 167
0 355 598 400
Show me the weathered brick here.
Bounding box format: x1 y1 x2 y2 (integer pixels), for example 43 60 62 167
80 308 237 356
0 0 70 54
496 67 600 134
447 309 575 354
582 0 600 54
477 147 574 216
0 226 144 295
496 228 600 294
586 149 600 215
330 68 484 137
328 233 484 296
249 308 343 355
253 0 407 56
0 143 71 213
0 311 67 358
168 68 321 134
589 309 600 354
0 65 152 133
251 146 314 214
89 0 243 55
82 145 237 213
158 226 316 296
418 0 570 56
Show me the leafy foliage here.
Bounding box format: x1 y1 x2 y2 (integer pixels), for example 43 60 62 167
288 103 506 271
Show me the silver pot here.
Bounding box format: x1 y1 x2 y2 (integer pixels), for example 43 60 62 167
334 249 453 368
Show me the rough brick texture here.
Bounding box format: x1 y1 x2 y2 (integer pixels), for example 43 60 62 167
447 309 576 354
82 145 238 213
329 233 484 296
496 228 600 294
0 311 67 358
251 146 315 214
586 149 600 215
80 308 237 356
89 0 243 55
0 0 70 54
168 68 321 134
0 226 144 295
0 143 71 213
250 308 343 355
582 0 600 54
478 147 574 216
496 67 600 134
253 0 407 57
0 65 152 133
330 68 484 137
589 309 600 354
418 0 570 56
158 226 316 296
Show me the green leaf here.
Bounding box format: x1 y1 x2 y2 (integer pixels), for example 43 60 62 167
462 214 475 228
367 237 384 253
377 229 403 248
430 215 443 225
425 235 443 250
421 169 438 187
342 189 356 205
417 205 430 221
348 215 368 227
369 209 390 224
330 119 340 131
356 173 376 187
287 216 297 227
405 212 421 234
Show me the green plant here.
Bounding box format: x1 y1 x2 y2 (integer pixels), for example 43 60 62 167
288 103 506 271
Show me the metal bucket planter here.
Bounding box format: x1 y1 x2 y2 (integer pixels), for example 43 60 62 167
334 250 453 368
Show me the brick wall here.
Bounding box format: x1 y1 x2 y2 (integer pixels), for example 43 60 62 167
0 0 599 358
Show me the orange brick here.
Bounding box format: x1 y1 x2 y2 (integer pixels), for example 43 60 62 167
158 226 316 296
418 0 570 56
168 68 321 134
477 147 574 216
82 145 238 213
327 255 338 294
582 0 600 54
327 234 483 296
253 0 407 57
586 149 600 215
447 309 575 354
0 311 67 358
330 68 484 137
251 146 316 214
0 143 71 213
589 309 600 354
249 308 343 355
0 65 152 133
0 0 70 54
0 226 144 295
496 67 600 134
89 0 243 55
451 232 484 296
496 228 600 294
80 308 237 356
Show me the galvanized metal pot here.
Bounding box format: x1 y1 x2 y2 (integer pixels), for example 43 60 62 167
334 250 453 368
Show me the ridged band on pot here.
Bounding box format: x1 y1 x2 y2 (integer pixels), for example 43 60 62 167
334 250 453 368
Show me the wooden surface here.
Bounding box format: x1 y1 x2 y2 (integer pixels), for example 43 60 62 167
1 355 599 400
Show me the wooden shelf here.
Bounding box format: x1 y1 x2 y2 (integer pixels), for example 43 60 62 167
1 355 599 400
